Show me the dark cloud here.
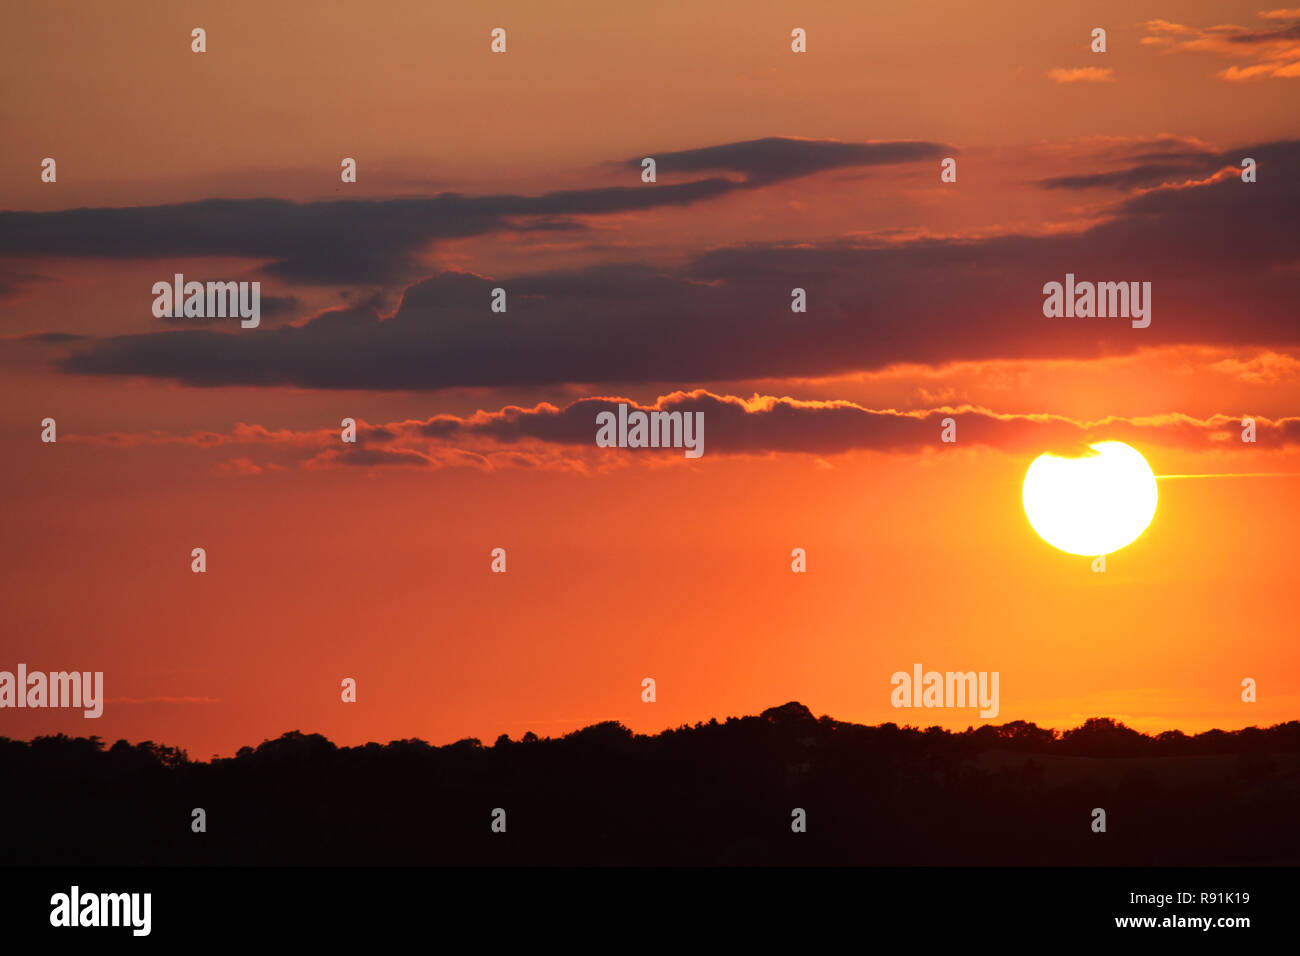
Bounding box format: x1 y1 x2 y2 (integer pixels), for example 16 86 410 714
1037 141 1278 191
324 446 434 469
0 184 732 285
624 137 951 184
1039 162 1211 191
71 395 1300 467
159 293 303 327
5 331 89 344
0 138 946 286
42 140 1300 390
402 393 1300 456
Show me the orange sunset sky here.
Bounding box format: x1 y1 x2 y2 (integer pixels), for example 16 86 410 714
1 0 1297 758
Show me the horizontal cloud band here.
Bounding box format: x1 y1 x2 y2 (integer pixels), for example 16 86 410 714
36 138 1300 390
62 391 1300 472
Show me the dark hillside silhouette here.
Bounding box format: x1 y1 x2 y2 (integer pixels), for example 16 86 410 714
3 703 1298 865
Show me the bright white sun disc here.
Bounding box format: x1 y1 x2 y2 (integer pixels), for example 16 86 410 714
1022 441 1157 556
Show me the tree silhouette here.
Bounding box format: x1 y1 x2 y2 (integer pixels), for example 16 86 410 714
2 707 1298 865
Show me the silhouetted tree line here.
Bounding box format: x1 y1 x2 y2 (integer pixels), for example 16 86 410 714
3 703 1297 865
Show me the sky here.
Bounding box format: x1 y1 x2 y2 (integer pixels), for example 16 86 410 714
1 0 1297 758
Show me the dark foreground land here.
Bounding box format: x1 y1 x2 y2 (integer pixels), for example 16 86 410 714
3 703 1297 865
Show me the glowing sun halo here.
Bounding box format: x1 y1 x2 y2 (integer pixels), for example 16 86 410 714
1022 441 1158 556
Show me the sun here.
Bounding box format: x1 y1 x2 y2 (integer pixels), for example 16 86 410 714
1022 441 1158 556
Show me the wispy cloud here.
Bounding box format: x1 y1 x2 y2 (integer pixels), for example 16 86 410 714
1142 11 1300 81
1047 67 1114 84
